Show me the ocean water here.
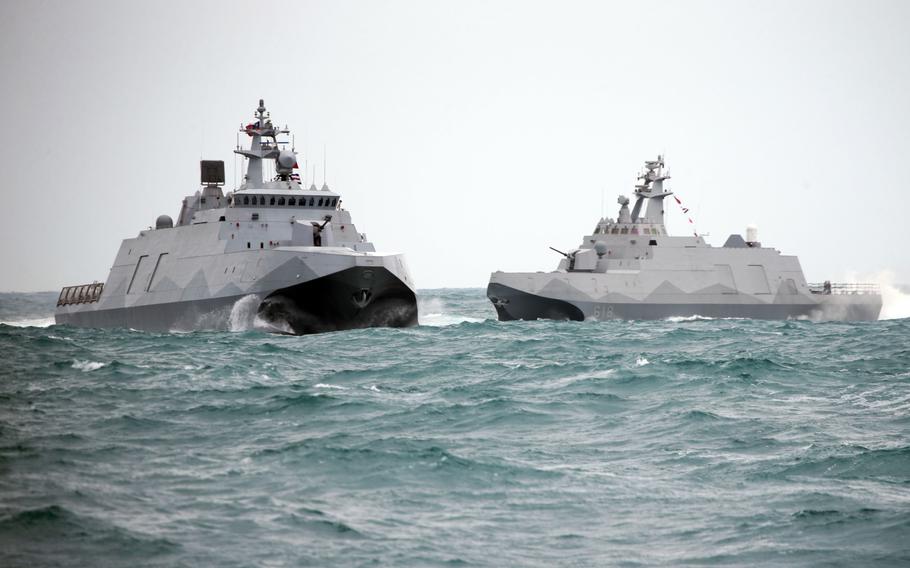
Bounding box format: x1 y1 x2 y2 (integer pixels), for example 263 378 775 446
1 289 909 567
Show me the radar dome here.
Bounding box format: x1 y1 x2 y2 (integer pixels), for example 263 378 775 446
276 150 297 174
594 241 608 258
156 215 173 229
746 225 758 243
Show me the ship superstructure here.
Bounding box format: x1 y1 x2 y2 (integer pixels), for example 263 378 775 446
487 156 881 321
56 100 418 333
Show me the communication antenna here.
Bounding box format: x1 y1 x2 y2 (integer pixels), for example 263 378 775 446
323 144 327 186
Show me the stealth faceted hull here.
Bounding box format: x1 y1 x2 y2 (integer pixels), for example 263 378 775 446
55 294 242 332
487 280 881 322
56 265 418 334
56 248 418 333
259 266 418 334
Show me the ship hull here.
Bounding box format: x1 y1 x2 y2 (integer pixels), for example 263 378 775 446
487 281 882 322
55 267 418 334
257 266 417 334
55 294 244 332
55 248 419 334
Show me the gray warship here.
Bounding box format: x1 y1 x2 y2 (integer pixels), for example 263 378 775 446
488 156 881 321
56 100 418 334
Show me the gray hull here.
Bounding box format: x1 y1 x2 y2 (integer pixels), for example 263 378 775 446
487 282 882 322
57 265 417 334
55 294 244 332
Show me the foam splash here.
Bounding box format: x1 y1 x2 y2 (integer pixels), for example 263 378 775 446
665 315 715 323
228 295 262 331
1 317 55 328
418 297 483 327
635 356 650 367
72 360 106 372
843 270 910 320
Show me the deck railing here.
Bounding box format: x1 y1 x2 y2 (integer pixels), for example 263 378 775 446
808 282 880 295
57 283 104 306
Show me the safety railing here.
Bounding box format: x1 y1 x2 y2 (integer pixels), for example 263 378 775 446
57 283 104 306
808 282 880 295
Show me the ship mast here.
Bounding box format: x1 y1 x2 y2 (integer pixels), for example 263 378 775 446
630 155 673 226
235 99 283 188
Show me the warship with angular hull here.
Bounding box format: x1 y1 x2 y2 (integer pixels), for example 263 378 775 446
56 100 418 334
487 157 881 322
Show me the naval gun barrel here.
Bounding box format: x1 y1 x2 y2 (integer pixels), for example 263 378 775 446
549 246 569 257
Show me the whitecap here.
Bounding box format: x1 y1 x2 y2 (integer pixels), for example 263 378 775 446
546 369 617 389
635 356 650 367
417 297 484 327
314 383 349 390
665 315 714 323
1 317 55 328
72 360 106 372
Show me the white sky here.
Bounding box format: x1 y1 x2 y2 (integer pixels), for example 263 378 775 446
1 0 908 291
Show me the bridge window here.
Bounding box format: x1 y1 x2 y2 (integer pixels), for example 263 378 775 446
620 227 628 234
288 197 296 206
332 198 337 207
309 197 314 206
243 196 249 205
278 197 285 205
270 196 276 206
611 228 619 234
318 198 324 207
259 196 265 205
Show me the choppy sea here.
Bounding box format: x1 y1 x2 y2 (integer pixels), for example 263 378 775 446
1 288 909 567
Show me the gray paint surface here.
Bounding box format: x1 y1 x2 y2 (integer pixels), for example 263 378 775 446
488 158 882 322
56 101 416 332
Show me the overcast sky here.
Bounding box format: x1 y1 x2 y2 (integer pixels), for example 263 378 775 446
1 0 907 291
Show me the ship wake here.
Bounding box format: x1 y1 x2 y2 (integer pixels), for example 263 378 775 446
843 270 910 320
418 297 483 327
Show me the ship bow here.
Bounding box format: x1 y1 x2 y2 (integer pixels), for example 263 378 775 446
258 266 418 334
